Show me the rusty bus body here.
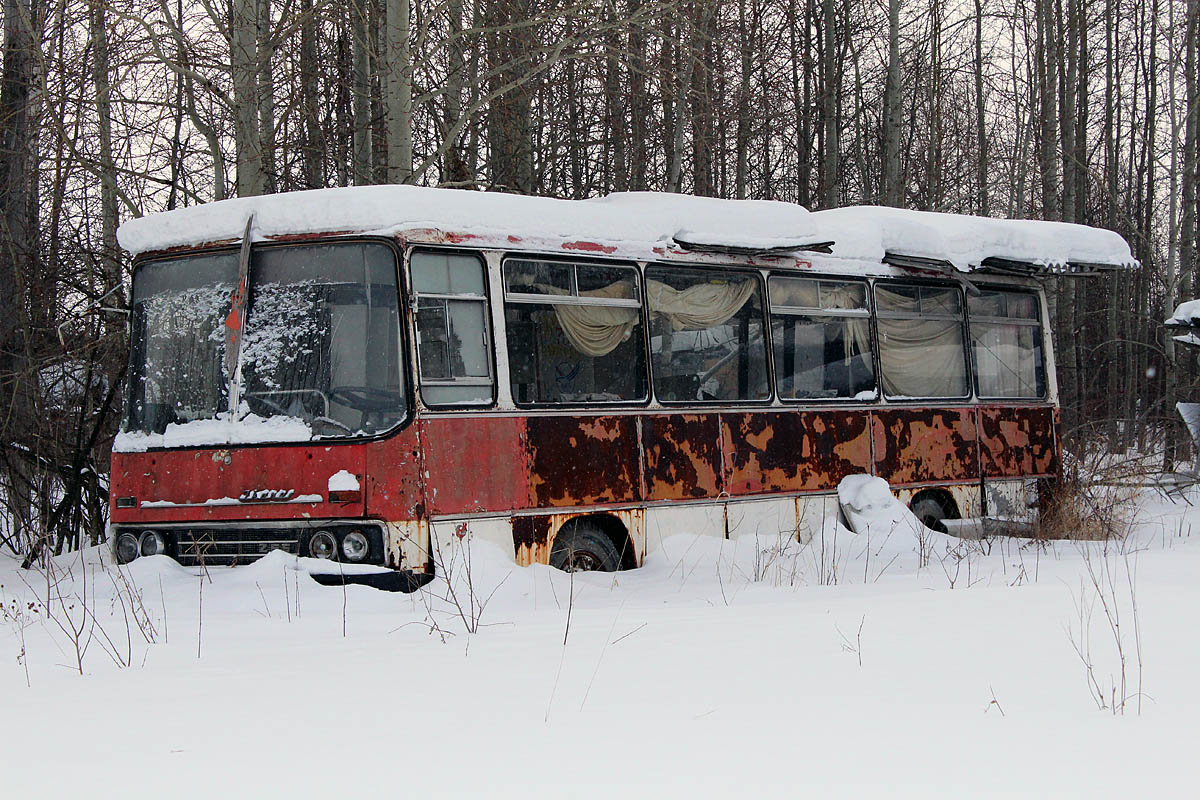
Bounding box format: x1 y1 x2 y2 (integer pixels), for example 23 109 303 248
108 189 1133 587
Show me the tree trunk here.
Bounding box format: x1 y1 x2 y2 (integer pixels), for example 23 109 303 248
882 0 901 206
231 0 265 196
385 0 413 183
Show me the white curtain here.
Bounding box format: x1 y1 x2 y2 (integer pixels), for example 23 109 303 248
527 277 758 358
646 278 756 331
875 286 966 397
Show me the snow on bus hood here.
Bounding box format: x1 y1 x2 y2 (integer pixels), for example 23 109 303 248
113 411 314 452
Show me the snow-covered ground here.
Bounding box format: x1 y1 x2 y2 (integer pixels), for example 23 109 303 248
2 487 1197 798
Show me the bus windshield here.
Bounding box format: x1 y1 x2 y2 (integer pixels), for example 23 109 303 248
124 241 405 444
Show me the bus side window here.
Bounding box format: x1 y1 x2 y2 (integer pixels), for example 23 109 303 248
968 289 1045 399
645 266 770 403
410 251 495 406
768 276 876 401
502 259 646 405
874 282 969 399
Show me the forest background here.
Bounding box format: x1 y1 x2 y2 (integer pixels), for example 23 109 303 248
0 0 1197 561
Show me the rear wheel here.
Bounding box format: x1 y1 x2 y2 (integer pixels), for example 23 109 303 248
549 524 621 572
911 495 950 534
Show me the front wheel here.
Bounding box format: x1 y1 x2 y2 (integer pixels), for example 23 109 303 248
549 524 621 572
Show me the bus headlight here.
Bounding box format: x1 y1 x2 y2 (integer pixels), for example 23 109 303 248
342 530 369 562
116 533 140 564
139 531 166 557
309 531 337 560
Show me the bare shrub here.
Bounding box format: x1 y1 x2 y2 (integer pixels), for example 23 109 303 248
1040 438 1142 541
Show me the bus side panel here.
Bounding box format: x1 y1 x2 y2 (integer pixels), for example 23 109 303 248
642 414 724 500
977 406 1059 478
721 410 872 495
524 415 641 507
421 416 529 514
872 407 978 486
364 426 425 520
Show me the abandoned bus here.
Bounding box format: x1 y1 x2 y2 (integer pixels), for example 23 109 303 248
108 188 1135 588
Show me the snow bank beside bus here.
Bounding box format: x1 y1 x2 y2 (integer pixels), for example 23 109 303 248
837 474 929 539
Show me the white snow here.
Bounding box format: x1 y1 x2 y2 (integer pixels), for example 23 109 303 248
327 469 360 492
117 187 819 261
114 410 313 452
117 187 1134 273
1166 298 1200 328
139 494 321 508
6 482 1196 797
837 473 928 538
809 205 1135 271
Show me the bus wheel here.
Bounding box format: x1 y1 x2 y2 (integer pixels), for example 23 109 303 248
549 524 621 572
911 495 950 534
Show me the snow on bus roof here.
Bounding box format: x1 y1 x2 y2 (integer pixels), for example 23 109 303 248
809 205 1135 273
116 186 1135 272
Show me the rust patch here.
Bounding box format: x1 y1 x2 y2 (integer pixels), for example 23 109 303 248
643 414 723 500
524 416 640 507
562 240 618 254
873 408 978 486
722 411 872 495
264 229 359 242
513 515 554 566
977 406 1058 478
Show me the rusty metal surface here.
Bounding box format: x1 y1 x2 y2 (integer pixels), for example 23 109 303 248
643 414 723 500
363 427 425 519
872 408 979 486
421 416 529 514
512 514 555 566
722 411 872 495
109 444 367 524
512 508 645 567
977 406 1059 478
524 416 640 507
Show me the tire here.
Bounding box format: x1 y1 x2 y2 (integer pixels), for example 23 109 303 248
911 496 950 534
549 523 622 573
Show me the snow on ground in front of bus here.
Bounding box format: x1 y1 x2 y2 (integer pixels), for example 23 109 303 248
2 489 1198 798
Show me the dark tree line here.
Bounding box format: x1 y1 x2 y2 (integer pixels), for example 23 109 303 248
1 0 1199 559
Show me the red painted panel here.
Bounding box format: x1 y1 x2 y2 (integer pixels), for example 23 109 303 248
643 414 723 500
421 415 529 515
873 407 978 486
109 443 367 524
977 405 1059 478
364 427 425 519
722 410 872 495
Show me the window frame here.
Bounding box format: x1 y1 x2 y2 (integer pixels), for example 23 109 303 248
872 278 972 402
966 285 1048 401
643 262 774 407
408 247 498 409
124 236 414 449
501 255 650 409
767 274 877 404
